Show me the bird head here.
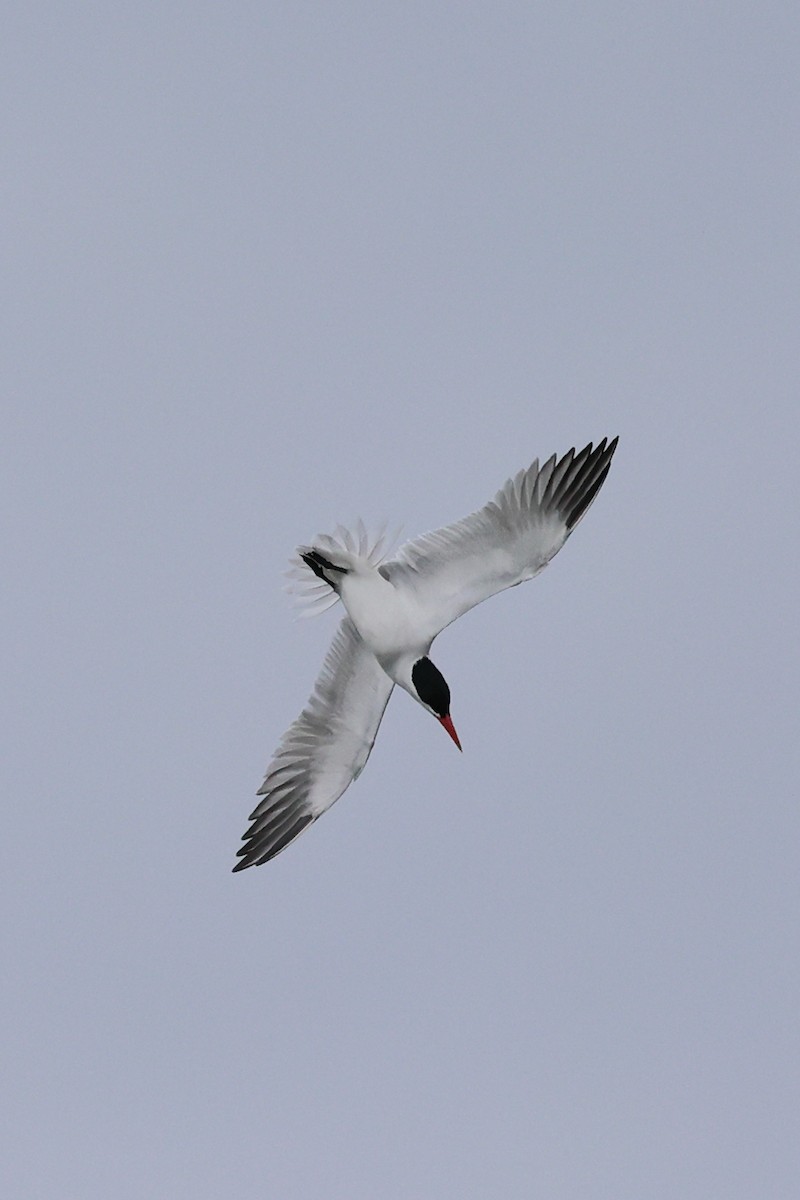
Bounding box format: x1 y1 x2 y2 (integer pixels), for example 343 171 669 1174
410 657 462 750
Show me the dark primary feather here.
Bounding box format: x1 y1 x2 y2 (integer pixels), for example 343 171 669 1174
547 438 617 529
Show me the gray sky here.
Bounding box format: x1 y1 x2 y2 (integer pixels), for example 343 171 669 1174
4 3 799 1197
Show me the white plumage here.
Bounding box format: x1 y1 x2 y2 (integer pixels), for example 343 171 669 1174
235 438 617 871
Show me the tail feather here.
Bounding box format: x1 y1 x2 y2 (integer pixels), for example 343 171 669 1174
283 521 400 618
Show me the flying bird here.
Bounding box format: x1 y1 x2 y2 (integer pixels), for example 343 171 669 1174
235 438 618 871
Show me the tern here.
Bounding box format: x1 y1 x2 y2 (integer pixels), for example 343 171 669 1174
235 437 618 871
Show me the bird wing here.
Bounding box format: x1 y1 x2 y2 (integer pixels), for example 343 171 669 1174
235 617 394 870
381 438 618 641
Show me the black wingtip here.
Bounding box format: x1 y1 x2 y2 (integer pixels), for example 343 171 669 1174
232 812 316 873
560 436 619 531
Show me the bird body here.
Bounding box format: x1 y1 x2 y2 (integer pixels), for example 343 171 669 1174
235 438 618 871
339 566 429 669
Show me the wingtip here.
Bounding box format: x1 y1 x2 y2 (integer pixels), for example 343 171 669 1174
555 437 619 531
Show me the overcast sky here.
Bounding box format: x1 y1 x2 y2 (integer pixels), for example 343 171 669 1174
4 3 799 1197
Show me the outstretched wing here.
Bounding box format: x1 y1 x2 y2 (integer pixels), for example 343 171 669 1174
381 438 618 640
235 617 394 870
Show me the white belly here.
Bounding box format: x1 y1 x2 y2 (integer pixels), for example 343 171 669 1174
338 570 427 664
